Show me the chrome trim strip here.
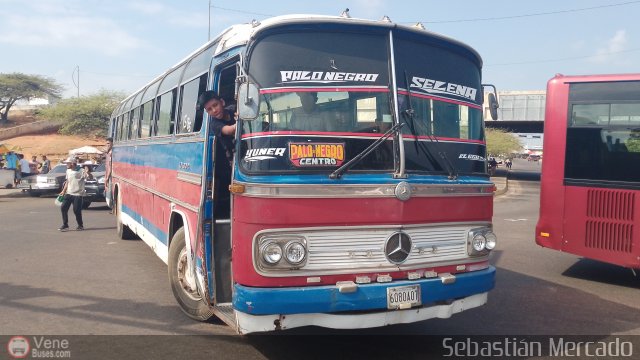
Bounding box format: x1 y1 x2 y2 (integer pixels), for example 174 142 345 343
236 182 493 198
177 171 202 185
113 175 199 212
252 222 491 277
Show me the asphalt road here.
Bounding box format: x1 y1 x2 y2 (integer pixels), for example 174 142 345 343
1 166 639 359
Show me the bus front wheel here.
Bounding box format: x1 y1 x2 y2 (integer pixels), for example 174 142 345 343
168 228 213 321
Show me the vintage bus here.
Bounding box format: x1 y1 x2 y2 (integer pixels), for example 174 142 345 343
108 14 499 334
536 73 640 271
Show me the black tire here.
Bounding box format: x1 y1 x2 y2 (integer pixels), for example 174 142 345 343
82 201 92 209
168 228 213 321
115 192 136 240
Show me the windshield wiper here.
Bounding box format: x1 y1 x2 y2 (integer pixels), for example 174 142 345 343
402 71 458 180
329 122 405 180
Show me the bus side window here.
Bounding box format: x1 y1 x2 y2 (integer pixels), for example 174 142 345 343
140 100 154 138
156 89 176 136
177 74 208 133
217 64 237 116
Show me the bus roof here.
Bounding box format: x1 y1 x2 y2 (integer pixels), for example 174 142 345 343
550 73 640 84
116 14 483 111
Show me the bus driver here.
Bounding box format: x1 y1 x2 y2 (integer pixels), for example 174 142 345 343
290 92 336 132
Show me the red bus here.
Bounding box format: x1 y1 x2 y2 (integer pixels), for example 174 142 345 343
536 73 640 270
108 14 499 333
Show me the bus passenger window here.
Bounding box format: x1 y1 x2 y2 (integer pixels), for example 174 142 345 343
156 90 176 136
178 74 208 133
130 108 140 139
140 100 154 138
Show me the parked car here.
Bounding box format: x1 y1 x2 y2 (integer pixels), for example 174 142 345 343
84 163 106 209
18 163 106 209
527 155 541 162
17 164 67 196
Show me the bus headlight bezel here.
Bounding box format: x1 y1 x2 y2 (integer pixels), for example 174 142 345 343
467 227 497 256
256 235 308 270
284 241 306 265
261 242 283 264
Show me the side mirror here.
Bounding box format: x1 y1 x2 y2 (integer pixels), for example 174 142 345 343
488 93 499 120
238 83 260 120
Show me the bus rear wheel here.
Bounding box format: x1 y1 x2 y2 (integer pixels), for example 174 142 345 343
168 228 213 321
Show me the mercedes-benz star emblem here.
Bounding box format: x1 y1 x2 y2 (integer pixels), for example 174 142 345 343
394 181 412 201
384 232 413 264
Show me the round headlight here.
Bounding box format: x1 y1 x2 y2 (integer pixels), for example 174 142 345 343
485 232 497 250
262 243 282 264
472 234 486 252
284 241 306 265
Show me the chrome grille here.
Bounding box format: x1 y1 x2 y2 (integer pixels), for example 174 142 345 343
303 224 473 271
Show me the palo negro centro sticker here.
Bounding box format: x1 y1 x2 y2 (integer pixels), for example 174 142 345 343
289 143 345 167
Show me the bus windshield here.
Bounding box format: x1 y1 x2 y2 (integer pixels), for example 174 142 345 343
239 27 487 175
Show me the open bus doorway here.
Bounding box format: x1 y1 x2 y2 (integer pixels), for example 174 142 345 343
211 60 238 304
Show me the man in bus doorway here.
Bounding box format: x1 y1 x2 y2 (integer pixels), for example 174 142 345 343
198 91 236 217
58 157 92 231
198 91 236 164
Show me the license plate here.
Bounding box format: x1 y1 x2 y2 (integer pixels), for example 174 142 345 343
387 285 421 310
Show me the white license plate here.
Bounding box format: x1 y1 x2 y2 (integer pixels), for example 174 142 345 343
386 285 421 309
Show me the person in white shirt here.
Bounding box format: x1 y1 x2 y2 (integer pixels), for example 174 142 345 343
58 158 92 231
18 154 31 178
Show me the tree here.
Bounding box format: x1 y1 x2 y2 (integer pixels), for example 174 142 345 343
0 73 63 124
485 128 523 158
37 90 125 138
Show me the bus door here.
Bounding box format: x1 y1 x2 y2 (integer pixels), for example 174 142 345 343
207 59 238 305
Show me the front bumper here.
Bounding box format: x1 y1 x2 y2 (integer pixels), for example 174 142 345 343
84 184 105 202
17 182 61 193
231 267 495 334
233 266 495 315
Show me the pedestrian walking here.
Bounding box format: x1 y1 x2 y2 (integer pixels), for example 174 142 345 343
58 157 93 231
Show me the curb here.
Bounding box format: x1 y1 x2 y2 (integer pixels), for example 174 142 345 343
492 177 509 196
0 189 29 199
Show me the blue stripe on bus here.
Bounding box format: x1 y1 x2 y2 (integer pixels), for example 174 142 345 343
113 140 205 173
122 204 168 245
232 266 495 315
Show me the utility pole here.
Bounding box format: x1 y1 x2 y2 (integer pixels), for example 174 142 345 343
72 65 80 98
208 0 211 41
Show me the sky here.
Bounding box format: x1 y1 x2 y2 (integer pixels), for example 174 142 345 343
1 0 639 99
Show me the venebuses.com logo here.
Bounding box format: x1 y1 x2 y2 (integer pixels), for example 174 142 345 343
6 336 71 359
6 336 30 359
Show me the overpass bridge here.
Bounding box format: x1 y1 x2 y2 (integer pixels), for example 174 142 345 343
483 90 546 153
